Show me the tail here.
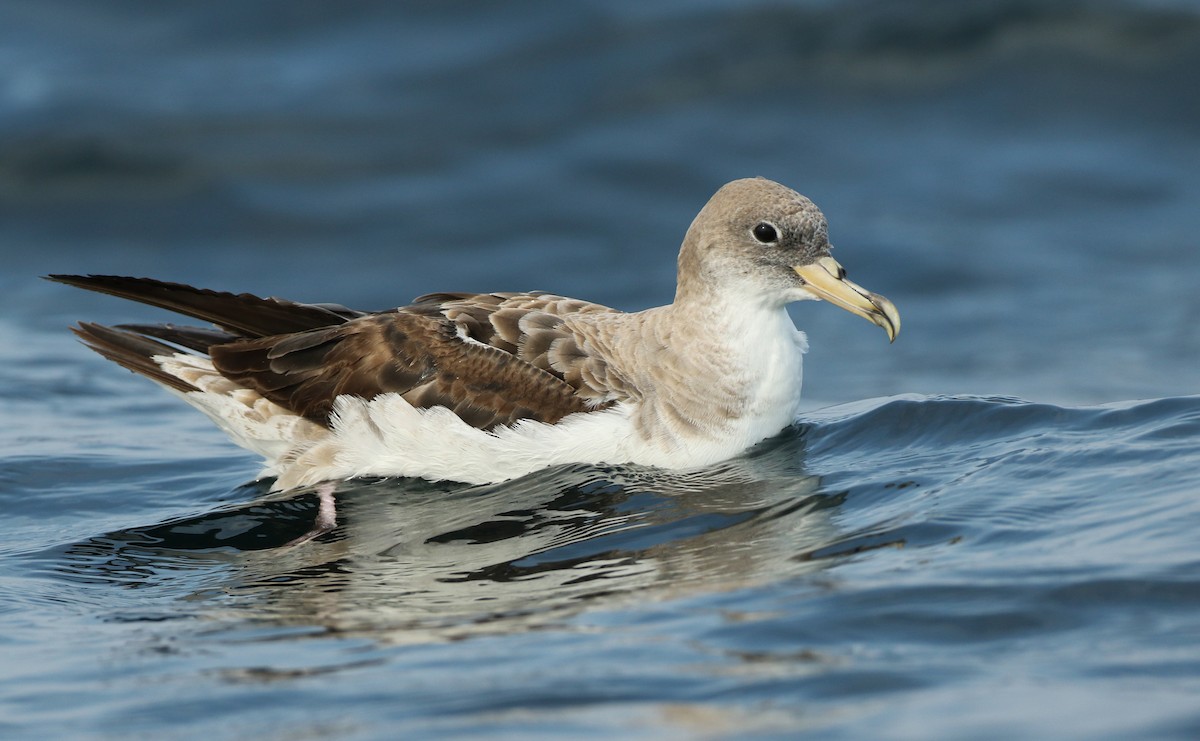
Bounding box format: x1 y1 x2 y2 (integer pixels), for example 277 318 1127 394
68 321 201 393
48 275 350 466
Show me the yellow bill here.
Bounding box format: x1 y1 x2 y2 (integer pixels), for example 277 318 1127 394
793 256 900 342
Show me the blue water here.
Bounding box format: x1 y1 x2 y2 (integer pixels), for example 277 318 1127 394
3 1 1200 738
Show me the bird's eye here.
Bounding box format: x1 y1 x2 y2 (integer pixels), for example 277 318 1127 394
752 222 779 244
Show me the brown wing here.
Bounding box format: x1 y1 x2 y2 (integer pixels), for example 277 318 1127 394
210 310 605 429
415 292 621 400
206 290 631 429
51 275 625 430
46 274 362 336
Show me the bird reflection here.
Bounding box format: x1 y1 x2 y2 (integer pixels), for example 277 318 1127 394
59 429 854 645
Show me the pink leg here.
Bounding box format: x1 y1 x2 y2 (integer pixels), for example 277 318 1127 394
283 481 338 547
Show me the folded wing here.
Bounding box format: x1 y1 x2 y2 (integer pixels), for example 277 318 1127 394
48 275 621 430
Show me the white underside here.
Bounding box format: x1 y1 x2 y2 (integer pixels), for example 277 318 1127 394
153 309 808 490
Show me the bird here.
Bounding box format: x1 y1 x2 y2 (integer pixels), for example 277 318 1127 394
49 177 899 491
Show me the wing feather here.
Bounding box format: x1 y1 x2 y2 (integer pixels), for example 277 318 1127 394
46 275 365 337
52 277 628 431
212 311 598 428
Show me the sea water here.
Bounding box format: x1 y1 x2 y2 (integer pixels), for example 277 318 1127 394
2 1 1199 738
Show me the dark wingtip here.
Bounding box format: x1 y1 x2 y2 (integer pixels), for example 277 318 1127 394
44 274 355 337
45 274 147 291
46 273 143 286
